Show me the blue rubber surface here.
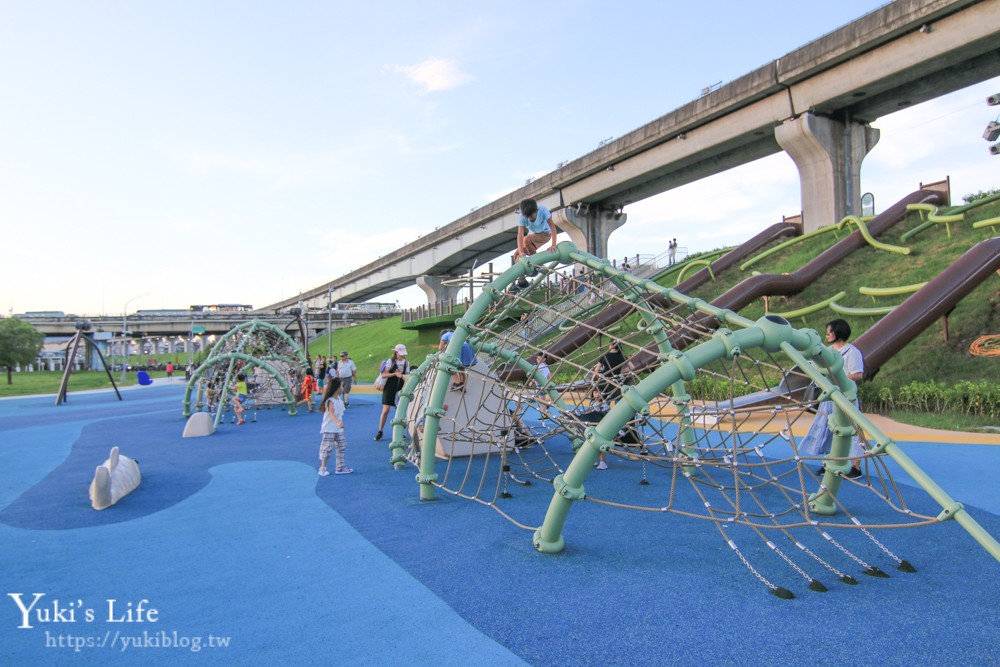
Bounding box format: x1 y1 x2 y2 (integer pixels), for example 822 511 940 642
1 385 998 666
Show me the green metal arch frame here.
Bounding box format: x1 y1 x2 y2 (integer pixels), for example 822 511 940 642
396 242 1000 563
182 352 298 423
389 338 572 475
206 319 309 366
182 320 308 428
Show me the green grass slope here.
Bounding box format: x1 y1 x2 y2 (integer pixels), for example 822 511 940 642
307 315 437 382
315 198 998 426
675 199 1000 389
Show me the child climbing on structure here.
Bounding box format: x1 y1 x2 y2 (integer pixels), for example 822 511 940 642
231 374 248 425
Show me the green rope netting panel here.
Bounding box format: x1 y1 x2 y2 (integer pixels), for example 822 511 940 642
182 319 309 428
385 242 1000 598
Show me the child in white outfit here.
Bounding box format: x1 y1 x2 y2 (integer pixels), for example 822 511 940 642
318 378 351 476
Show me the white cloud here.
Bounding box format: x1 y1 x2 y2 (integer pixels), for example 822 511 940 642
315 225 425 273
385 58 474 94
161 144 367 190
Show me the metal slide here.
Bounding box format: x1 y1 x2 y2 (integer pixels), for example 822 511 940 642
855 236 1000 379
624 189 947 371
694 203 999 411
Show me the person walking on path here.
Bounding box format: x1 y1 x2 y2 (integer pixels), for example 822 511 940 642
318 378 351 476
375 344 410 441
336 351 358 407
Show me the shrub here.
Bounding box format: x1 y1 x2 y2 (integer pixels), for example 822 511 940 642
860 379 1000 419
962 188 1000 204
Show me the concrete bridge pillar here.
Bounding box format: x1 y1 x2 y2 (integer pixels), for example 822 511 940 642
775 112 879 233
552 207 626 258
416 275 464 306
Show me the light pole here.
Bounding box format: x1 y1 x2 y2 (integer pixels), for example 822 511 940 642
121 293 149 383
327 288 333 360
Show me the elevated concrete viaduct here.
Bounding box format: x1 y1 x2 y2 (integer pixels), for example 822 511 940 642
263 0 1000 313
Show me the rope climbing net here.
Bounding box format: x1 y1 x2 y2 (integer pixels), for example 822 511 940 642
181 319 307 426
387 243 1000 598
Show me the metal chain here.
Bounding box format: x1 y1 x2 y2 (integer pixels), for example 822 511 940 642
728 538 778 591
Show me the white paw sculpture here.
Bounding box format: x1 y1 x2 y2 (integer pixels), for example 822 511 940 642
182 412 215 437
89 446 141 510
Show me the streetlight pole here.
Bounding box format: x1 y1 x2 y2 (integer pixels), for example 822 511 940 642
121 293 149 383
327 287 333 360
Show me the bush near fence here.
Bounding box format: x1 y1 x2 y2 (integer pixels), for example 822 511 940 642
684 375 1000 420
860 380 1000 420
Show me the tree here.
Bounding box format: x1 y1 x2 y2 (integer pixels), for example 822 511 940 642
0 318 45 385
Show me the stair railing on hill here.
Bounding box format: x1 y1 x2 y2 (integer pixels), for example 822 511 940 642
400 246 686 326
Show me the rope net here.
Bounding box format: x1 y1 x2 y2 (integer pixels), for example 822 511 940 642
183 319 305 421
392 248 987 596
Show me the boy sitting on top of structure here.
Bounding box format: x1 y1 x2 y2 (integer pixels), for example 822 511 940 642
514 198 558 289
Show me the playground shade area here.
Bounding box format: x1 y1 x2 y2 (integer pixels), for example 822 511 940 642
1 384 999 665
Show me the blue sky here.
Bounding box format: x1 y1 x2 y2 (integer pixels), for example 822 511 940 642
2 1 998 316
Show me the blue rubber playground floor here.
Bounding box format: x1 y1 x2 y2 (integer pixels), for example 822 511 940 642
1 383 998 666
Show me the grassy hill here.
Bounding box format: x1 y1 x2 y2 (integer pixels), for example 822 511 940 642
676 197 1000 389
314 195 999 429
306 314 438 382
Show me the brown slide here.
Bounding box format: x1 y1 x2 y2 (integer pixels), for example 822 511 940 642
855 236 1000 380
624 189 947 371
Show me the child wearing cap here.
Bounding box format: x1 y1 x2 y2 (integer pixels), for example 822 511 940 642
374 344 409 441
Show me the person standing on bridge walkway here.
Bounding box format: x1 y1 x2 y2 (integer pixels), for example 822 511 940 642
514 198 558 289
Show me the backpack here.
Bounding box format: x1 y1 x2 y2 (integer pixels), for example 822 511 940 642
376 358 409 391
374 360 387 390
